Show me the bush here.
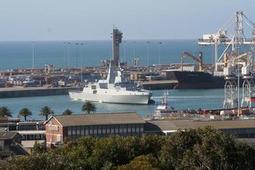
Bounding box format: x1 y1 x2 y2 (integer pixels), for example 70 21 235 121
3 127 255 170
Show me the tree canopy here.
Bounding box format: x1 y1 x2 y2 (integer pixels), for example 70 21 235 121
40 106 54 120
19 108 32 121
82 101 96 114
0 106 12 117
62 109 73 116
3 127 255 170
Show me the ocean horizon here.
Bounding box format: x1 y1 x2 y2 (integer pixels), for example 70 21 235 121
0 39 214 71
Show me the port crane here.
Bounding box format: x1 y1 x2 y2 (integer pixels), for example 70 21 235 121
198 11 255 74
199 11 255 113
181 52 210 72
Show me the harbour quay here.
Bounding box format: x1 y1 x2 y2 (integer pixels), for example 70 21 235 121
0 86 81 98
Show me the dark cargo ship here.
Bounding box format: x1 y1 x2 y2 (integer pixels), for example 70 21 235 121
165 71 225 89
141 70 226 90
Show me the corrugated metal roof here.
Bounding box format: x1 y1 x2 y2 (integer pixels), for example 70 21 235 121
0 131 18 140
52 112 145 127
148 119 255 131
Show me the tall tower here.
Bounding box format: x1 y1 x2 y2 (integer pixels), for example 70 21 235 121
112 28 123 67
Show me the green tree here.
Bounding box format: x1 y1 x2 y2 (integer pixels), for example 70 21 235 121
3 127 255 170
0 106 12 117
82 101 96 114
117 155 158 170
40 106 54 120
62 109 72 116
158 127 254 170
32 142 47 155
19 108 32 121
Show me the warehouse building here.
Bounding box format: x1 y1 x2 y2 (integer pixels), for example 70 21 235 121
146 119 255 138
45 112 145 147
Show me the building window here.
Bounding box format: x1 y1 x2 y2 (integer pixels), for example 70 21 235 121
111 127 115 134
85 127 89 135
89 127 93 135
115 126 119 134
98 128 101 135
68 128 71 136
93 127 97 135
128 125 131 133
81 127 84 136
77 127 81 136
140 126 144 132
72 127 76 136
102 127 106 134
123 126 127 133
136 126 140 133
106 126 110 134
132 126 135 133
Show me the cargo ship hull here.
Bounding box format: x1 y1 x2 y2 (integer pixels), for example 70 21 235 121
165 71 225 89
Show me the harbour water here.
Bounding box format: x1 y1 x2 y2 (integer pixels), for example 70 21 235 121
0 40 226 119
0 89 224 119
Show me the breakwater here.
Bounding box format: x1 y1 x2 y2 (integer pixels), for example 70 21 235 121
0 87 81 98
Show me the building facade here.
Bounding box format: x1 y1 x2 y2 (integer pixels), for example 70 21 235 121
45 112 145 147
0 118 45 152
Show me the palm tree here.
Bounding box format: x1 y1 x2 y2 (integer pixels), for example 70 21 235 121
62 109 72 115
82 101 96 114
19 108 32 121
40 106 54 120
0 106 12 117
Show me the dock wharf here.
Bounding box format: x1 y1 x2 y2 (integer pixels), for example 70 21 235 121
0 86 81 98
141 80 178 90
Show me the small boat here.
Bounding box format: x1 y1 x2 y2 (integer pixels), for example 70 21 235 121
152 91 176 119
250 91 255 103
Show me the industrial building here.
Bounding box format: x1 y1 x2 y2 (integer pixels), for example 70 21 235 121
146 119 255 138
0 131 27 157
45 112 145 147
0 118 45 153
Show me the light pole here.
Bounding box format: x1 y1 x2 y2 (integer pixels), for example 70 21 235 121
146 41 150 67
158 42 162 65
79 43 84 84
63 42 67 69
67 42 71 69
75 42 79 68
32 42 35 70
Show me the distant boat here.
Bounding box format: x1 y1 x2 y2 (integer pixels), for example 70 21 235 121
250 91 255 103
152 91 177 119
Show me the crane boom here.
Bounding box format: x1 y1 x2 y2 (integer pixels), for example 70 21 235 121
181 52 208 72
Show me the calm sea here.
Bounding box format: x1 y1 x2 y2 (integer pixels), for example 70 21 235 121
0 40 215 70
0 40 226 119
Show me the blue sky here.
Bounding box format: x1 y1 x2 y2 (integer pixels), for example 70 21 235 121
0 0 254 40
